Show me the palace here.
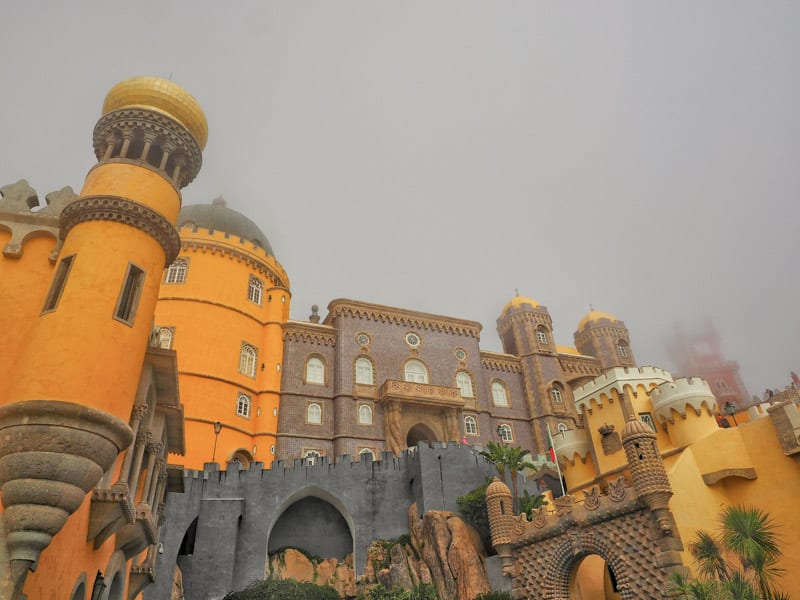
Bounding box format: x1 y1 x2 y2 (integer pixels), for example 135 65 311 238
1 77 799 600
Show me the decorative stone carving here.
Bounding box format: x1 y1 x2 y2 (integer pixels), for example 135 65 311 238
0 400 132 593
0 180 38 212
60 195 181 263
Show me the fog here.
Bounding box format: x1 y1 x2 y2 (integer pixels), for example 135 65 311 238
2 2 797 394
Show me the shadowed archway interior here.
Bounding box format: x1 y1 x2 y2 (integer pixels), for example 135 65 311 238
268 496 353 560
406 423 438 448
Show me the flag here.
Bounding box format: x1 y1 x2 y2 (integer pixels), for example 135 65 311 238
547 427 556 463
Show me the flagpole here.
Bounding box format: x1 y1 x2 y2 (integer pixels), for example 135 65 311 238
547 424 567 496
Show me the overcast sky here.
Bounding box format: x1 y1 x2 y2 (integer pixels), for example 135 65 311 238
2 2 798 395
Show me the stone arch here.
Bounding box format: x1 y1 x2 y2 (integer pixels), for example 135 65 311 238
103 549 128 600
69 573 87 600
267 485 355 562
546 534 632 600
406 422 438 447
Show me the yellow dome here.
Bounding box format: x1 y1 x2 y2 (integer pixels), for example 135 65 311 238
577 309 618 331
556 345 581 356
501 295 539 315
102 76 208 150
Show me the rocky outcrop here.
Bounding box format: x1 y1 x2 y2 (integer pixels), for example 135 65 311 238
267 548 356 598
171 565 184 600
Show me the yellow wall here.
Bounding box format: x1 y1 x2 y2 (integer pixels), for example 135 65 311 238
155 228 290 469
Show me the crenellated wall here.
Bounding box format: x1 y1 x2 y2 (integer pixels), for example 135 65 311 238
651 378 718 447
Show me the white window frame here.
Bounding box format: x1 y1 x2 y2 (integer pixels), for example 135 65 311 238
498 424 513 442
464 416 478 436
239 344 257 378
404 360 428 384
551 387 564 404
536 328 548 344
358 404 373 425
355 357 374 385
492 381 509 407
165 258 188 284
303 449 322 465
639 412 656 432
359 448 376 460
236 392 251 418
157 327 174 350
456 372 474 398
307 402 322 424
557 422 568 436
618 342 629 357
306 357 325 385
248 276 263 305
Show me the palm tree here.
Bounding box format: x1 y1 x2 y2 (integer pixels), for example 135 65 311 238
669 506 788 600
479 441 508 483
503 445 531 514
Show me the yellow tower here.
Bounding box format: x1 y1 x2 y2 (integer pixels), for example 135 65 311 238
0 77 206 597
154 198 290 469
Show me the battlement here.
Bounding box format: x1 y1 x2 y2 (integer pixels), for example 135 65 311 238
552 428 590 465
650 377 716 424
574 366 673 412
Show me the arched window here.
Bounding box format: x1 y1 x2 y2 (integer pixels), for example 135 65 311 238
248 276 263 305
239 344 257 377
536 327 549 344
358 404 373 425
498 424 513 442
303 449 321 465
456 372 474 398
165 258 188 284
236 392 250 418
464 416 478 436
491 381 509 407
306 357 325 384
404 360 428 384
557 422 568 436
359 448 376 460
355 357 374 385
617 340 629 358
231 449 254 469
551 385 564 404
157 327 173 349
307 402 322 424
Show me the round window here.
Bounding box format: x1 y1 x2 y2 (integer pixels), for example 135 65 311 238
405 332 421 347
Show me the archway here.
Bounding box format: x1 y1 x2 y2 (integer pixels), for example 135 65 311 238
268 495 353 560
406 423 437 448
570 554 621 600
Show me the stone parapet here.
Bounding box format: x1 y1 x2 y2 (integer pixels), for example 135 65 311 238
573 366 673 413
650 377 717 425
379 380 463 408
552 428 591 465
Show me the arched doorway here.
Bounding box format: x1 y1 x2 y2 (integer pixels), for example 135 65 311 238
570 554 621 599
268 496 353 560
406 423 437 448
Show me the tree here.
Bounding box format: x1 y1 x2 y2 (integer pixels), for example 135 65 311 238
669 506 790 600
456 478 492 551
518 489 548 520
479 442 507 483
479 442 531 513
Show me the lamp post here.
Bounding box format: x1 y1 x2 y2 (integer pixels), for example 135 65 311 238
91 571 107 600
723 401 738 426
211 421 222 463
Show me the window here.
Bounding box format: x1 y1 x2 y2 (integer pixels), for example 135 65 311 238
307 403 322 424
358 404 373 425
404 360 428 384
498 424 513 442
557 422 568 436
551 386 564 404
231 449 253 469
303 450 321 465
114 264 145 325
355 357 374 385
405 332 421 347
456 372 474 398
639 412 656 432
239 344 257 377
165 258 188 284
536 327 548 344
491 381 509 407
157 327 174 349
42 255 75 313
306 357 325 384
359 448 376 460
236 393 250 418
247 276 263 305
618 341 629 358
465 416 478 436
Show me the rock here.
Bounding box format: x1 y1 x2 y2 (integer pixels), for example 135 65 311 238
267 549 356 597
387 543 414 590
171 565 184 600
446 516 490 600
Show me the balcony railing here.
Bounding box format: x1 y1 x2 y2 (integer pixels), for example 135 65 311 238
379 379 464 408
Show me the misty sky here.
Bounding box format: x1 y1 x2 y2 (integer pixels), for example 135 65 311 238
2 2 798 395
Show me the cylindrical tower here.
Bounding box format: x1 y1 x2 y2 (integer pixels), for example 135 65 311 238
486 478 515 571
0 77 206 593
622 415 674 533
574 310 637 370
153 198 290 469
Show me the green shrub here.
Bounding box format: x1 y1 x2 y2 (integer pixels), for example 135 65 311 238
359 583 439 600
222 578 340 599
474 592 513 600
519 489 547 520
456 478 492 552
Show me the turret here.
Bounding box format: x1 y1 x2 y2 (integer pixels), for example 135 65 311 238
650 377 718 447
574 310 636 370
622 415 673 534
0 77 206 595
486 478 515 574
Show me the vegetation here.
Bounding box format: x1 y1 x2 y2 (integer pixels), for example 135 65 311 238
456 478 492 551
222 578 340 600
474 592 514 600
479 442 530 513
518 489 548 520
669 506 790 600
359 583 439 600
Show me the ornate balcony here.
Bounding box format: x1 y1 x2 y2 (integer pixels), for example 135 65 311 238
379 380 464 409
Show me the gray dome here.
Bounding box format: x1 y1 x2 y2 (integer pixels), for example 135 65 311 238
178 197 274 255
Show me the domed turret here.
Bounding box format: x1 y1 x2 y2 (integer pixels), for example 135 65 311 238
651 378 718 447
179 197 274 254
486 478 515 565
574 308 636 370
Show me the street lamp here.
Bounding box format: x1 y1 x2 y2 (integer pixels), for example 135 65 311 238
91 571 107 600
211 421 222 463
723 402 738 426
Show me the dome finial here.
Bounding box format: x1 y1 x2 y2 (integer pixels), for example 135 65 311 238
212 196 226 207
